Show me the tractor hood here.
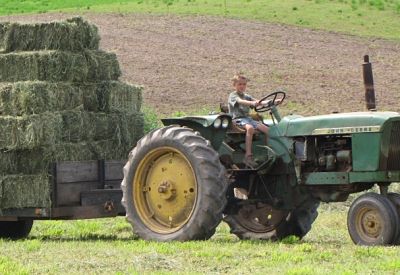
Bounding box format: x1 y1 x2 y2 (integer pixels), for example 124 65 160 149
280 111 400 136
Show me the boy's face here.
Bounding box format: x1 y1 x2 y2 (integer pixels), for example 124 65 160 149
234 79 247 93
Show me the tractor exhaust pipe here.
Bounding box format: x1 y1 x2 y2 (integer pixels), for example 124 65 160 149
363 55 376 111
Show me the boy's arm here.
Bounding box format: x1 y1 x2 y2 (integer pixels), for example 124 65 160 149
258 98 282 106
238 94 262 107
229 93 258 108
236 97 259 107
230 94 281 108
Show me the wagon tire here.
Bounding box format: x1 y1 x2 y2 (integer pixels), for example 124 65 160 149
0 220 33 239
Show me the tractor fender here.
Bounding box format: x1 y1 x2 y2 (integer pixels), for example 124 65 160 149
161 114 231 150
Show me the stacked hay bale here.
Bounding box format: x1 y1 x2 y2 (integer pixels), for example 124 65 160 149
0 17 143 209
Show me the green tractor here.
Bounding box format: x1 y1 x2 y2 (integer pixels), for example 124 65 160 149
121 56 400 245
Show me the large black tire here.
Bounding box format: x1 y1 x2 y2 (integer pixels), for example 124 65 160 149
224 199 319 240
387 192 400 244
0 220 33 239
121 126 228 241
347 192 399 246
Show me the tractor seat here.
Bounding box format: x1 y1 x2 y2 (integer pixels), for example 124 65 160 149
227 120 265 136
228 122 247 134
220 103 245 133
220 103 229 114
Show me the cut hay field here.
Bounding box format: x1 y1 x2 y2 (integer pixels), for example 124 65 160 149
0 206 400 274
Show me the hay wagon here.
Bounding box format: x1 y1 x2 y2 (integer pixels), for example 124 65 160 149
0 18 143 239
0 160 126 238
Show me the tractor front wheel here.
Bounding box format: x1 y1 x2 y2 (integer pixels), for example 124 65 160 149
387 192 400 244
224 199 319 240
121 126 227 241
347 193 399 246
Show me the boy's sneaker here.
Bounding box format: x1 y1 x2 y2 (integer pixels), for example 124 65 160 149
234 188 248 200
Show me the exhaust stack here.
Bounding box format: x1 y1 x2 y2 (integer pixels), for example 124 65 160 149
363 55 376 111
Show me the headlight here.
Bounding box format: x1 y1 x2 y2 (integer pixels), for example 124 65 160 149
213 118 222 128
222 118 229 128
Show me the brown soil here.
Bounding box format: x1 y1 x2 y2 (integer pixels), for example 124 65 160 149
2 12 400 116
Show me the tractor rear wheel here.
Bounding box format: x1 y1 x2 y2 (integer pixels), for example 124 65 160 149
121 126 227 241
0 220 33 239
224 199 319 240
347 193 399 246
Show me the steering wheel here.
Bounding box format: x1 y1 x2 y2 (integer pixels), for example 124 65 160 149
254 91 286 113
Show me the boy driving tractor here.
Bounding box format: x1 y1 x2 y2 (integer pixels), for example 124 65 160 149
228 73 282 168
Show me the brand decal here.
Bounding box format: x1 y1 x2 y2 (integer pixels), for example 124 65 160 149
312 126 381 135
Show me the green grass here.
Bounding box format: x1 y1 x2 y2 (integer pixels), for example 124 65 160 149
0 207 399 274
143 106 163 133
1 0 400 40
0 0 127 15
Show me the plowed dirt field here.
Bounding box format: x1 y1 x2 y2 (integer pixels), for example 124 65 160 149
2 13 400 115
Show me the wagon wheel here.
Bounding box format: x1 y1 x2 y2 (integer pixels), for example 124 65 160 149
224 199 319 240
0 220 33 239
121 126 228 241
347 193 399 246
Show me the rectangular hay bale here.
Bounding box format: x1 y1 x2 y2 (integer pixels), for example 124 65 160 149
0 111 143 150
0 143 98 175
0 17 99 53
0 81 142 116
0 50 121 82
0 174 51 209
0 23 7 51
0 112 62 150
60 111 142 144
94 81 143 114
0 139 134 175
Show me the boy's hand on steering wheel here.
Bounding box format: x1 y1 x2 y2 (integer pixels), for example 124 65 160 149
258 99 271 107
255 91 286 112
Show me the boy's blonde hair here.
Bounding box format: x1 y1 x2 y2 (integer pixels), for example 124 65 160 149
231 73 249 84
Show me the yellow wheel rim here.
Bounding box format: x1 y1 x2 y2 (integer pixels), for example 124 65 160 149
133 147 197 234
